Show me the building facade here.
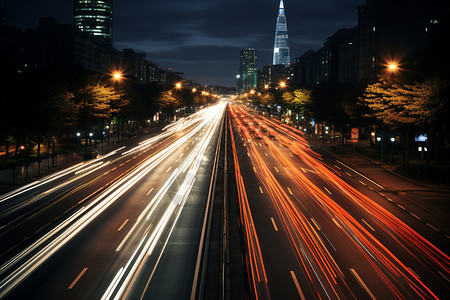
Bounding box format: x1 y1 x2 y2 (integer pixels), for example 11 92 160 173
294 27 357 86
273 0 290 66
239 48 257 92
73 0 113 46
357 0 449 81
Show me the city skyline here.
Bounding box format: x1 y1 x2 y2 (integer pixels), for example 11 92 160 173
1 0 360 87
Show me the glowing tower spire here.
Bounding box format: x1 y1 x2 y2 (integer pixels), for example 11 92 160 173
273 0 290 66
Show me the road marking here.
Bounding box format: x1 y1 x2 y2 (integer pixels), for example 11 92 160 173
368 186 373 190
180 153 183 157
345 172 352 176
290 153 294 157
386 197 393 202
133 155 137 159
126 159 131 163
350 268 376 300
426 223 440 232
68 267 88 289
362 219 375 231
119 163 125 167
334 164 341 170
359 180 366 185
259 187 264 194
324 187 332 195
118 219 129 231
103 171 110 175
408 267 420 279
409 212 421 220
271 217 278 231
166 167 172 173
332 218 341 228
259 143 262 147
265 152 268 157
253 167 257 173
336 160 384 189
247 152 250 157
111 167 117 171
290 271 306 300
146 187 154 196
397 204 406 210
274 167 279 173
186 147 189 150
287 187 294 195
300 167 307 173
311 218 321 231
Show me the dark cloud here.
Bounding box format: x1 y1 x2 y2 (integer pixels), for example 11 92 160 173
3 0 361 86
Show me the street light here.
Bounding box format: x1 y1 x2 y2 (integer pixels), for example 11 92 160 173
388 64 397 70
279 81 286 88
175 82 182 90
264 84 269 90
192 88 197 93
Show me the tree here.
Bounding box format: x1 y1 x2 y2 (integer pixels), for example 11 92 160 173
359 77 420 128
157 90 180 113
282 88 312 113
74 83 122 130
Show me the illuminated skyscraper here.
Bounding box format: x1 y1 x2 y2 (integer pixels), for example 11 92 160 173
73 0 113 45
273 0 290 66
239 49 258 92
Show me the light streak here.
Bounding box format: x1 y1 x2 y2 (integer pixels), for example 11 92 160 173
0 103 227 299
230 104 448 299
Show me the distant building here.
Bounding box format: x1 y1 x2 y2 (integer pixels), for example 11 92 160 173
0 17 87 75
73 0 113 46
294 27 357 86
318 28 357 84
294 50 317 86
357 0 449 81
257 64 289 88
239 48 257 92
257 66 271 88
0 17 170 86
273 0 290 66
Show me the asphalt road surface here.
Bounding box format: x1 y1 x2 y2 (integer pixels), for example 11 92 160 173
229 104 450 299
0 102 227 299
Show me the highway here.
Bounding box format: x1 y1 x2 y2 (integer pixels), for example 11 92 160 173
229 104 450 299
0 101 227 299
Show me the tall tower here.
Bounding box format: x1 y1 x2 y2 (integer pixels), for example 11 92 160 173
273 0 290 66
239 49 258 92
73 0 113 46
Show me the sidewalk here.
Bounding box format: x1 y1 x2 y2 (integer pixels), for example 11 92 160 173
0 152 81 194
309 138 450 231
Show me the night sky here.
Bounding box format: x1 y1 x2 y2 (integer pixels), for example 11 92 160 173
2 0 361 87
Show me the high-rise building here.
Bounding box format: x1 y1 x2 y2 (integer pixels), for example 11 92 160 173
239 49 257 92
357 0 449 81
273 0 290 66
73 0 113 46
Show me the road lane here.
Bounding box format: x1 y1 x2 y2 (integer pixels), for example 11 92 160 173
229 104 450 299
0 102 227 299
